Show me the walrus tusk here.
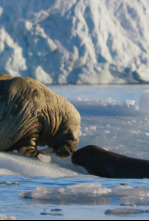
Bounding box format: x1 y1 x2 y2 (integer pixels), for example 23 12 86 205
38 154 51 163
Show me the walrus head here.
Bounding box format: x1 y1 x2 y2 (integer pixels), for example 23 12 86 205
49 128 80 158
47 112 81 158
42 91 81 158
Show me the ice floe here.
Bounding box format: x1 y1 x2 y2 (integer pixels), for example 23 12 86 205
20 183 149 206
105 208 149 216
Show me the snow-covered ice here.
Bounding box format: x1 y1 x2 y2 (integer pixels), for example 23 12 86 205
0 152 80 177
0 0 149 84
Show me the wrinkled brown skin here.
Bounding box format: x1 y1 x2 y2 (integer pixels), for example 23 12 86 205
0 73 80 158
72 145 149 179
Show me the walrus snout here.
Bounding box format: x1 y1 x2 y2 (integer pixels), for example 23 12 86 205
49 132 79 158
54 144 76 158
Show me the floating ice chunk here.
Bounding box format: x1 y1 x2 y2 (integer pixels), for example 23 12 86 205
104 130 110 135
5 181 20 185
38 154 51 164
120 196 149 206
20 183 112 203
112 186 149 197
0 215 17 220
139 90 149 113
105 208 149 216
20 184 149 204
66 183 112 197
0 181 20 185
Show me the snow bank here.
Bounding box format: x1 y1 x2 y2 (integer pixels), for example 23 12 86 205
0 152 80 177
72 98 137 116
0 0 149 84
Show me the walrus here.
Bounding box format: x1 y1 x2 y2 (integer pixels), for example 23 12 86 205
0 73 80 158
72 145 149 179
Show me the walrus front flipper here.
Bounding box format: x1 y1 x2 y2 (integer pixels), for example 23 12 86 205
18 146 43 157
13 134 43 158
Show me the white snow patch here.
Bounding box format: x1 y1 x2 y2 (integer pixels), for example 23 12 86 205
0 152 80 177
34 66 53 84
71 98 138 116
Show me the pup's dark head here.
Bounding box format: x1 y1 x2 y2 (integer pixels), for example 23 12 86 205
71 145 108 176
71 145 102 167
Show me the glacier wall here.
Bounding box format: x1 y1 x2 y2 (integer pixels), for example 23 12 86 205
0 0 149 84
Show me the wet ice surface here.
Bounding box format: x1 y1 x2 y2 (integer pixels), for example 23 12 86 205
1 85 149 220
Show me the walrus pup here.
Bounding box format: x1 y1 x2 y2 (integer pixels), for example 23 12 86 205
0 73 80 158
72 145 149 179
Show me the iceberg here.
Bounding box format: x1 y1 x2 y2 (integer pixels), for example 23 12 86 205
0 0 149 84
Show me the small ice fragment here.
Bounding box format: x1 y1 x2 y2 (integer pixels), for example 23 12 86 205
104 130 110 135
38 154 51 163
51 209 62 212
20 183 112 202
5 181 20 185
105 208 149 216
120 196 149 206
5 181 13 185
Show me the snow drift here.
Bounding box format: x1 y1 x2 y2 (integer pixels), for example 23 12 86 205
0 0 149 84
